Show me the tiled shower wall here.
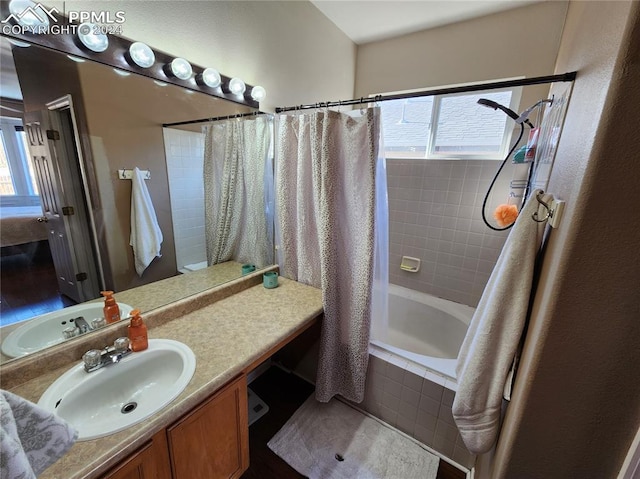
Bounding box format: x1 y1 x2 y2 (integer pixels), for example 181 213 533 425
387 159 519 307
162 128 206 271
354 349 476 469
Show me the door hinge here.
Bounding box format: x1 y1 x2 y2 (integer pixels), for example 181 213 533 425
46 129 60 140
62 206 75 216
76 272 88 281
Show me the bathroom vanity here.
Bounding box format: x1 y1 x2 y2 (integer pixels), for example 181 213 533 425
1 270 323 479
103 375 247 479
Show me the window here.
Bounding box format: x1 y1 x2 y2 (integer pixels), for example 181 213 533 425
380 87 521 160
0 117 40 206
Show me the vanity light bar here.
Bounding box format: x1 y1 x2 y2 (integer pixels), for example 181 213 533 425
0 1 262 107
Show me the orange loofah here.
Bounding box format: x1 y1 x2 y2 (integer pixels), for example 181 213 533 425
494 204 519 227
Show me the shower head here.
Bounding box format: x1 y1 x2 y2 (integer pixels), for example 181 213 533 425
516 98 554 125
477 98 535 128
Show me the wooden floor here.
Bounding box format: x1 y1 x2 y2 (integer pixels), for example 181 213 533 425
242 366 466 479
0 242 75 326
242 367 313 479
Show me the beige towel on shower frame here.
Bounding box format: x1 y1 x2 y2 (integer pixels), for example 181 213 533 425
452 189 552 454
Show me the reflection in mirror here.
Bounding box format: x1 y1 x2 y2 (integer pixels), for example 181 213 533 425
0 37 274 363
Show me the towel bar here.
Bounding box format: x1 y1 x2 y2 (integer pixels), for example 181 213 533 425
118 169 151 180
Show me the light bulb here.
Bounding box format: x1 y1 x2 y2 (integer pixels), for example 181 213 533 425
228 77 246 96
66 55 86 63
169 58 193 80
113 69 131 77
200 68 221 88
250 86 266 102
77 23 109 52
128 42 155 68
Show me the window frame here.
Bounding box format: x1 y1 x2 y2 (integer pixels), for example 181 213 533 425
376 82 523 161
0 116 40 206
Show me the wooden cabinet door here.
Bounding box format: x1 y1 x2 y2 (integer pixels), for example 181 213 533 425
101 442 153 479
167 375 249 479
101 432 172 479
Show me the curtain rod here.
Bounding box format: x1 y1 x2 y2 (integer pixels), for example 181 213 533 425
162 110 269 128
275 72 577 113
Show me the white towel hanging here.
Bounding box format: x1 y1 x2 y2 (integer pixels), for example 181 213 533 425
129 167 163 276
452 189 552 454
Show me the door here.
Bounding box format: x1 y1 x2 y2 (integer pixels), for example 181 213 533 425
23 106 100 303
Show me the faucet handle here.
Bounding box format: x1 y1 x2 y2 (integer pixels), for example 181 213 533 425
82 349 102 369
113 337 130 353
63 326 78 339
91 317 106 330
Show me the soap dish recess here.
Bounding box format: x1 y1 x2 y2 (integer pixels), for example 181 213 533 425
400 256 420 273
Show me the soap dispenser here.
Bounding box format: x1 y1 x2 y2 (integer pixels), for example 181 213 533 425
127 309 148 352
101 291 121 324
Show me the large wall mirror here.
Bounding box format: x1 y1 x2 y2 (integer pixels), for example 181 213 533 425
0 36 274 364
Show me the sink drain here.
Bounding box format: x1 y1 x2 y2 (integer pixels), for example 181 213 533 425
121 402 138 414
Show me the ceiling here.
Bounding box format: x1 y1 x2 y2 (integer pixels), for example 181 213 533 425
310 0 542 44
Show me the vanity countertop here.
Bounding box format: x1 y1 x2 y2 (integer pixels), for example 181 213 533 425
8 277 323 479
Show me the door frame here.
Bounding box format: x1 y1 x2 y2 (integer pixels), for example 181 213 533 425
46 95 105 292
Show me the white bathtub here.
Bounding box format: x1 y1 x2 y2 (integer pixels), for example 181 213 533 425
370 284 475 381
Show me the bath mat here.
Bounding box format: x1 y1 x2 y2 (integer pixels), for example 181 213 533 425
247 387 269 426
268 396 439 479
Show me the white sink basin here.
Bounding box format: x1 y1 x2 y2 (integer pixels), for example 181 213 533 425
1 302 134 358
38 339 196 441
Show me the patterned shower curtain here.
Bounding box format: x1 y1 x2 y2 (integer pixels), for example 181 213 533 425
275 107 385 402
204 116 273 268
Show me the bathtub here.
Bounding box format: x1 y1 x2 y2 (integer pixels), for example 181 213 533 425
370 284 475 381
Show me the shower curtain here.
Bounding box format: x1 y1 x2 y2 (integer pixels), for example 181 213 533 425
204 116 274 268
275 107 388 403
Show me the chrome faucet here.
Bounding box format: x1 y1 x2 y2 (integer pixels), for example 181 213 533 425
74 316 91 334
82 337 132 373
62 316 107 340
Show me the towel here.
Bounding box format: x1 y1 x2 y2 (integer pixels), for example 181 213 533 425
452 189 552 454
1 390 78 478
129 167 163 277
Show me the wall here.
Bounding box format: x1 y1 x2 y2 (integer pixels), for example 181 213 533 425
493 1 640 477
162 128 206 272
355 1 568 100
46 0 357 112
